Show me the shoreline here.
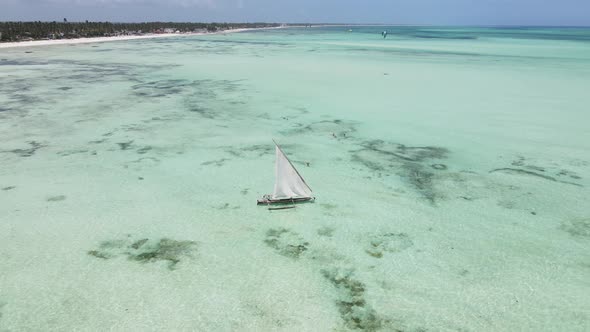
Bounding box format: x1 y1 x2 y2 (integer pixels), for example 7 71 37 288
0 27 277 49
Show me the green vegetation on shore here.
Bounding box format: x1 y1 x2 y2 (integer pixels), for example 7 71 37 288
0 21 281 42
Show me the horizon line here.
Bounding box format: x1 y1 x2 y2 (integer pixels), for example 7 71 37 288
0 21 589 28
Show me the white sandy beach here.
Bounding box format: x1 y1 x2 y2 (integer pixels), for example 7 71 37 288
0 28 266 49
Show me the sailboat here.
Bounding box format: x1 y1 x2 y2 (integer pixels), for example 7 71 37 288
257 141 315 207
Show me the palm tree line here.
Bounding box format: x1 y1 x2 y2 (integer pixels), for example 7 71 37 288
0 21 281 42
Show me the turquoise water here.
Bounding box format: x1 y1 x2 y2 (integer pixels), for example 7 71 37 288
1 26 589 331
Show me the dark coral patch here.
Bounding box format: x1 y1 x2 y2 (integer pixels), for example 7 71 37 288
365 233 413 258
431 163 447 170
264 228 309 259
215 203 239 210
402 163 436 203
490 168 582 187
131 238 149 249
0 301 6 319
7 141 45 157
502 156 583 186
132 79 243 99
561 218 590 238
224 144 289 159
57 149 88 157
128 238 197 269
317 226 336 237
283 119 357 137
88 237 198 270
321 268 387 331
47 195 66 202
262 228 396 330
88 250 111 259
136 146 152 154
188 106 216 119
357 140 448 163
351 140 448 203
201 158 229 167
117 141 134 150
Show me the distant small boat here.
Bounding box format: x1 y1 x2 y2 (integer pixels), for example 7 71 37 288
257 140 314 207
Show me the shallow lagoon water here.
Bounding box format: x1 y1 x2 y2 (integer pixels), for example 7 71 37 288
0 26 589 331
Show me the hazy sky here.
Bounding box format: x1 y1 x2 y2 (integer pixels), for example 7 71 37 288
1 0 589 25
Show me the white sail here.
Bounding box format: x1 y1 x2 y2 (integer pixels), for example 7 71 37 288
272 144 313 200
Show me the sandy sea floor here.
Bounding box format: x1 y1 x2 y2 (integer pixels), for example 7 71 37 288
0 26 589 331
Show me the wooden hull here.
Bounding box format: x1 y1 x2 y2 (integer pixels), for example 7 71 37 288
257 196 315 205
